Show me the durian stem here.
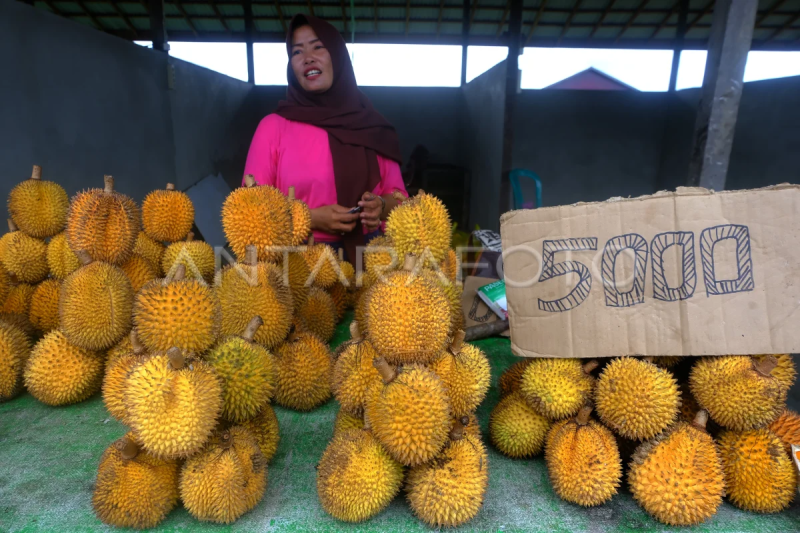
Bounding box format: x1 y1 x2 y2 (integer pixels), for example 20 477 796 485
166 183 176 191
576 406 592 426
582 360 600 374
641 356 655 364
167 264 186 282
220 430 233 450
7 219 18 233
243 316 263 342
402 254 416 272
287 328 299 342
373 357 397 384
244 175 256 188
185 232 194 242
449 330 466 355
31 165 42 180
392 190 406 202
75 250 93 266
449 418 466 441
338 248 344 262
244 245 258 267
130 329 146 355
349 321 362 342
120 439 140 460
103 175 114 194
167 348 185 370
288 186 295 202
417 189 426 196
308 235 315 247
753 355 778 377
692 409 709 430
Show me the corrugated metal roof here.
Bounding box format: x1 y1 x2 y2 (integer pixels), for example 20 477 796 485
31 0 800 50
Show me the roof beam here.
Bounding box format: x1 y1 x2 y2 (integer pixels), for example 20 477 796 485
559 0 583 43
209 1 230 32
275 1 286 33
589 0 616 39
405 0 411 36
615 0 648 43
686 0 715 33
648 0 678 41
497 0 510 38
75 0 103 29
469 0 479 27
107 1 136 32
307 0 314 16
173 1 199 36
437 0 445 37
524 0 547 46
374 0 378 32
764 11 800 41
341 0 348 34
756 0 788 27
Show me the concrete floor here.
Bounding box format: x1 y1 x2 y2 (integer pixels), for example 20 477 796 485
1 315 799 532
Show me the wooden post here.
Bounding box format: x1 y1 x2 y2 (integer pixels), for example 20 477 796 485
500 0 523 218
460 0 470 87
668 0 689 93
149 0 168 52
244 0 256 84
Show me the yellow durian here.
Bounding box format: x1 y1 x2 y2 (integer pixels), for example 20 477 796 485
629 410 725 526
442 248 460 281
769 409 800 456
328 283 350 321
60 252 134 351
24 330 104 406
499 360 531 397
102 330 147 424
66 175 140 265
133 231 165 276
0 282 35 316
240 404 281 464
142 183 195 243
106 334 133 364
280 251 311 309
545 406 622 507
430 331 490 417
133 265 220 354
288 186 311 246
46 231 80 279
719 427 796 513
207 316 277 423
406 420 488 528
386 190 450 267
331 322 381 416
365 358 451 466
1 219 48 284
333 408 365 437
92 433 180 529
293 286 337 343
652 356 684 368
365 255 451 365
180 427 267 524
0 267 10 307
690 355 792 431
596 357 680 440
303 236 340 289
363 234 397 286
221 175 292 262
0 320 31 401
273 331 332 411
317 428 403 523
120 253 158 293
28 278 60 333
125 348 222 459
520 358 597 421
756 353 797 389
8 165 68 238
161 232 214 284
489 391 551 458
353 282 371 329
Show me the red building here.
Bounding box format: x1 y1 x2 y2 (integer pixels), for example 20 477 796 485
544 67 637 91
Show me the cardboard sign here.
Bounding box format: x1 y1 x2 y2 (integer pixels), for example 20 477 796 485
461 276 510 337
499 185 800 358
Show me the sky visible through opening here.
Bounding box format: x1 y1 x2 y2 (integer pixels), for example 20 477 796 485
135 41 800 91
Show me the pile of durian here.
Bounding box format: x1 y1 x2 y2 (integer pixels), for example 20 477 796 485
490 354 799 526
316 190 492 528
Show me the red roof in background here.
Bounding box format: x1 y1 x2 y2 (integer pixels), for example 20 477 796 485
544 67 638 91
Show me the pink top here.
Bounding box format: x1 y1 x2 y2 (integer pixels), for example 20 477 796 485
243 114 407 243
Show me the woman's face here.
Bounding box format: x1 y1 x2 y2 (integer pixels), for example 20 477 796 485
291 25 334 93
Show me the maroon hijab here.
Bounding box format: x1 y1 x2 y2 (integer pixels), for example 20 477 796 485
275 15 402 260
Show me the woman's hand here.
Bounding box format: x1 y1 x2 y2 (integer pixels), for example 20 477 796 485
358 192 384 232
310 204 359 235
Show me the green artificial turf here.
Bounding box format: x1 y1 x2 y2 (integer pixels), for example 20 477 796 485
1 313 798 532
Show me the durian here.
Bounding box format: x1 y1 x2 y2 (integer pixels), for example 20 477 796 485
0 267 9 307
499 360 530 397
134 265 220 354
293 286 337 343
125 348 222 458
629 410 725 526
133 232 165 276
545 406 622 507
106 334 133 363
0 320 31 401
221 175 292 262
1 219 48 284
8 165 68 238
0 282 35 316
406 420 488 527
489 391 551 458
317 428 404 523
273 331 332 411
120 253 158 293
719 427 797 513
596 357 680 440
430 331 490 417
28 278 60 333
334 408 366 437
386 190 451 267
365 255 451 365
60 251 134 351
652 356 684 368
280 251 310 308
329 283 350 322
520 358 597 421
442 248 460 281
288 186 311 246
331 322 381 416
756 353 797 389
46 231 79 279
207 316 277 423
769 409 800 456
363 234 398 286
690 355 792 431
92 433 180 529
24 330 104 406
365 358 451 466
303 236 340 289
161 232 215 284
142 183 195 243
180 427 267 524
66 175 140 265
240 404 281 463
102 330 147 423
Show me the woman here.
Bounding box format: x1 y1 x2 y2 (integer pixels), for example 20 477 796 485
243 14 407 261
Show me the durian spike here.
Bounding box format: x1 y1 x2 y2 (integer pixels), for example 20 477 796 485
130 329 146 355
120 439 140 460
165 183 176 191
75 250 93 266
373 357 397 384
103 175 114 194
288 186 296 202
167 347 185 370
338 248 344 262
308 235 315 247
692 409 709 430
402 254 416 272
243 316 263 342
417 189 426 196
244 245 258 267
349 321 362 342
7 218 17 232
449 418 466 441
449 330 466 355
31 165 42 180
575 405 592 426
185 231 195 242
752 355 778 377
582 359 600 374
244 174 256 188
